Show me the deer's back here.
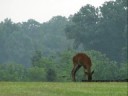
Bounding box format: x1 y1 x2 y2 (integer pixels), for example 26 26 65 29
73 53 92 67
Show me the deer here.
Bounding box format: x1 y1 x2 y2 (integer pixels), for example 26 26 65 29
72 53 94 81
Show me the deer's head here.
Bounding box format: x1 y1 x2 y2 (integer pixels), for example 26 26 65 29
85 70 94 81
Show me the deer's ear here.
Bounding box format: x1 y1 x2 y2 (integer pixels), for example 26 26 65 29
91 70 94 74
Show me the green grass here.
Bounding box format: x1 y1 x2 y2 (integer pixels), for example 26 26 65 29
0 82 127 96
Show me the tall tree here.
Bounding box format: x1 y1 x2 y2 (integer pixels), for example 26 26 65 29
98 0 127 61
65 0 127 62
65 4 98 49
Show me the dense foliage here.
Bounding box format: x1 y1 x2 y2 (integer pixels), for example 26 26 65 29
0 0 127 81
65 0 127 62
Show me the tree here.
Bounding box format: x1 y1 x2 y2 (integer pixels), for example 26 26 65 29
40 16 71 54
86 50 119 80
27 66 46 81
46 68 57 81
98 0 127 61
56 50 75 81
0 63 26 81
65 0 127 62
65 4 98 49
31 50 42 67
0 19 21 63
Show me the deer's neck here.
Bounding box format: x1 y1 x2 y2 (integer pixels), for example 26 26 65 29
86 67 91 74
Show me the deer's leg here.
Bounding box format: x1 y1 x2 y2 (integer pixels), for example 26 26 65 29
72 65 77 81
72 65 81 81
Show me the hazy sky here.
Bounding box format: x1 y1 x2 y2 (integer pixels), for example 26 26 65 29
0 0 111 23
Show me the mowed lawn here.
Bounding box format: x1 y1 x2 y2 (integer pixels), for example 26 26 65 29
0 82 127 96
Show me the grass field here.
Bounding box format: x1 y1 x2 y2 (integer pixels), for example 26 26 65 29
0 82 127 96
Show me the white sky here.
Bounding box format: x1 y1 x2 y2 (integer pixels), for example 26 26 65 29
0 0 111 23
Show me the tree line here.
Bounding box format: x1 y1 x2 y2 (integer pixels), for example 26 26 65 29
0 0 127 81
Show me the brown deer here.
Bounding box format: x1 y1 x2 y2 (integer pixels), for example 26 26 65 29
72 53 94 81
